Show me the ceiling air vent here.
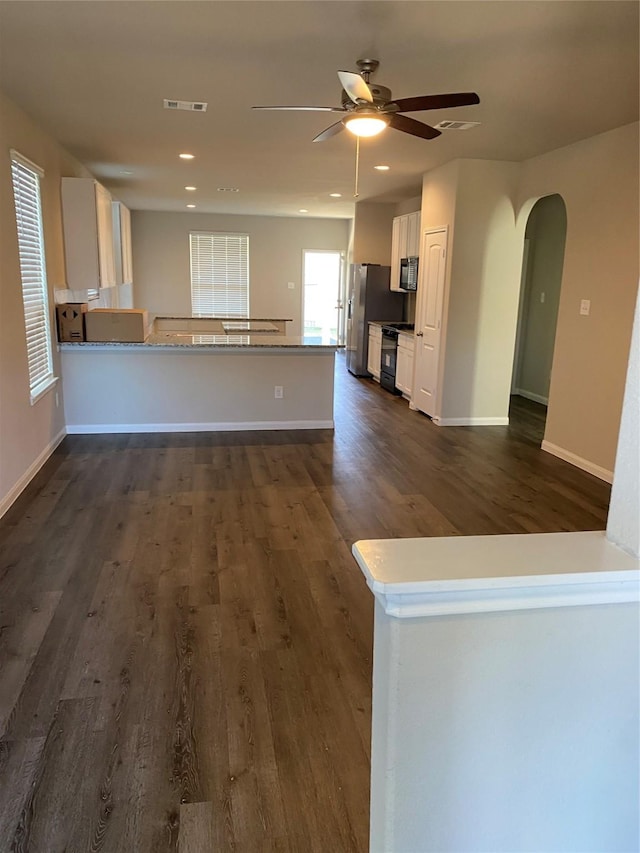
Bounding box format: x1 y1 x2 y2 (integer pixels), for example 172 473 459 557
434 120 481 131
163 99 208 112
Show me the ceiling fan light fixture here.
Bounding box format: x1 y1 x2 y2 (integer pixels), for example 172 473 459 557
344 113 389 138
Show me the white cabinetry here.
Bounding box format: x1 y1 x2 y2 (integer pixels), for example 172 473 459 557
61 177 116 291
368 324 382 380
390 217 401 291
406 212 421 257
396 333 415 398
112 201 133 285
390 211 421 291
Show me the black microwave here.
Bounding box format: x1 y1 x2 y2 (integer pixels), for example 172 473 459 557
399 256 418 291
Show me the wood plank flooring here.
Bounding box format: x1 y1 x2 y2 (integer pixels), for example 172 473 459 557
0 356 610 851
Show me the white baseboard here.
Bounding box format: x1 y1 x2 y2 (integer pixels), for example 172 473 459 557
434 416 510 427
65 420 334 434
541 440 614 483
0 427 67 519
514 388 549 406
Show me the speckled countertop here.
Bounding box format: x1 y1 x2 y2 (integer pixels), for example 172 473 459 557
60 332 338 351
154 315 293 323
368 321 415 339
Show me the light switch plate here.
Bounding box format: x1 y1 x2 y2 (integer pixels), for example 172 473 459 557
288 282 295 289
580 299 591 316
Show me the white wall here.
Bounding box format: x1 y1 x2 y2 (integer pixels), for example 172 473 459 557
441 160 522 422
607 284 640 557
351 201 395 265
0 90 91 515
417 124 638 472
372 597 639 853
132 211 349 337
518 122 639 474
395 194 422 217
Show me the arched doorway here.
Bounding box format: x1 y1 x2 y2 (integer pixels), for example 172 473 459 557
511 194 567 439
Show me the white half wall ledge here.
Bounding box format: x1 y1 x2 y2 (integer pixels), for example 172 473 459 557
0 427 66 519
65 420 334 434
352 531 640 618
541 440 614 483
433 416 510 426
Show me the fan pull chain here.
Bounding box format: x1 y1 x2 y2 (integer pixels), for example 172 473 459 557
353 136 360 198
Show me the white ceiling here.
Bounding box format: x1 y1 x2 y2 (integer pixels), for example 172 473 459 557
0 1 637 219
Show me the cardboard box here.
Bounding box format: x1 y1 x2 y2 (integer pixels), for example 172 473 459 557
56 303 88 342
85 308 150 343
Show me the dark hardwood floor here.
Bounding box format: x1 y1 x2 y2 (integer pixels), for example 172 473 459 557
0 355 610 852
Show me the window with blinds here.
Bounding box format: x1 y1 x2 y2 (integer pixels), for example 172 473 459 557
189 232 249 317
10 151 56 404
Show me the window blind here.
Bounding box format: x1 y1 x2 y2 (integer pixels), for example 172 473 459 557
10 152 55 402
190 232 249 317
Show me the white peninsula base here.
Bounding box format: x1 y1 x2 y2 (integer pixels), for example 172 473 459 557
61 345 336 433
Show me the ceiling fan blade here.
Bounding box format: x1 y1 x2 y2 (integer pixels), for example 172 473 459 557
338 71 373 104
388 114 441 140
252 105 345 112
312 120 345 143
392 92 480 113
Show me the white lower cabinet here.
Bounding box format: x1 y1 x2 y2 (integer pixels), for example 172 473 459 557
368 324 382 379
396 334 415 398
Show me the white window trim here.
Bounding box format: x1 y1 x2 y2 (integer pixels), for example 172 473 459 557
10 149 57 405
189 231 250 318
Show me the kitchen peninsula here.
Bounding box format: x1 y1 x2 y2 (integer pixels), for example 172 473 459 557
60 316 337 433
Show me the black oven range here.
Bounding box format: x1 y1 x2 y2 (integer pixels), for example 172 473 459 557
380 323 414 393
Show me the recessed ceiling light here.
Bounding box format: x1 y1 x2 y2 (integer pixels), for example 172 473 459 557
184 186 197 191
179 153 195 160
186 204 196 208
374 165 390 171
329 193 342 198
299 208 309 213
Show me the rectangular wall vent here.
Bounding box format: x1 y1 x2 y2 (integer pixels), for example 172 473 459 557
163 99 208 112
434 120 481 131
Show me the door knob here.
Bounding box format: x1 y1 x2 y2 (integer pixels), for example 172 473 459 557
416 331 424 337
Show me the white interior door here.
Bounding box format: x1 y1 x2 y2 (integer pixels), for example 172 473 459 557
413 228 448 418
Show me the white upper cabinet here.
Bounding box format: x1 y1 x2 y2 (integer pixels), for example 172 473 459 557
61 177 116 290
112 201 133 285
390 211 421 291
390 217 402 291
406 211 421 258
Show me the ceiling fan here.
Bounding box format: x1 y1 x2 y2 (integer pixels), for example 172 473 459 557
252 59 480 142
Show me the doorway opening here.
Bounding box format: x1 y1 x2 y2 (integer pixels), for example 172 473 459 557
302 251 344 345
511 194 567 438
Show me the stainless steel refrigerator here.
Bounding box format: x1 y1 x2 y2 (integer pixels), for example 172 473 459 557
346 264 405 376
